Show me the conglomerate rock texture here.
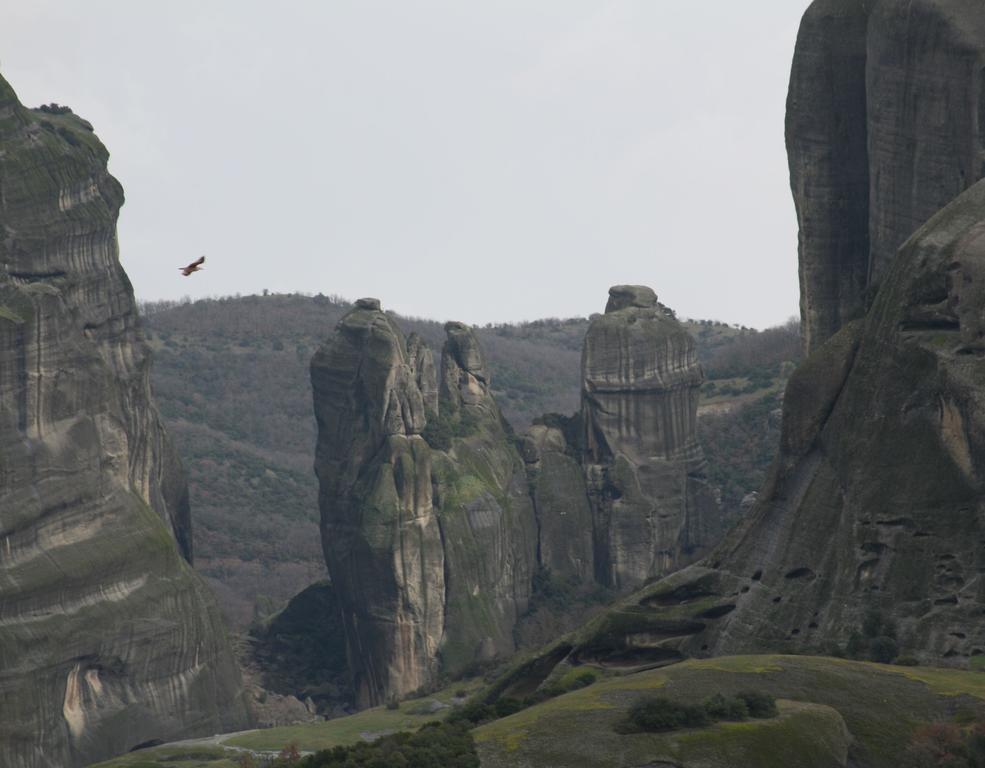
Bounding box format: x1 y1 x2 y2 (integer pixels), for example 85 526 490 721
312 287 722 706
788 0 985 353
0 74 249 768
312 306 536 707
581 286 721 589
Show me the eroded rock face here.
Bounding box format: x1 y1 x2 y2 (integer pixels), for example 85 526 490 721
582 286 721 589
788 0 985 353
312 304 536 706
311 304 443 707
511 179 985 677
675 178 985 663
0 74 249 768
312 288 729 704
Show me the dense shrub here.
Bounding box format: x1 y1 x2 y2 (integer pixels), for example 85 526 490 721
704 693 749 721
618 698 711 733
36 102 74 115
736 690 779 718
615 691 778 734
870 636 901 663
844 610 900 664
421 410 480 451
448 665 600 727
290 721 479 768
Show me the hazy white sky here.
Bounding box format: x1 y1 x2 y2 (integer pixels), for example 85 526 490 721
2 1 810 328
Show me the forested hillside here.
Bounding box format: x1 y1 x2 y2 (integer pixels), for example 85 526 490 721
142 293 799 628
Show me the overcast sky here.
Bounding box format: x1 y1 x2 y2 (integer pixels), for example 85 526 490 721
1 1 810 328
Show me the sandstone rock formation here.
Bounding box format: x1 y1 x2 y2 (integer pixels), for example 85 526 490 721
488 177 985 684
0 74 249 767
312 305 536 706
312 288 724 706
788 0 985 353
582 286 721 588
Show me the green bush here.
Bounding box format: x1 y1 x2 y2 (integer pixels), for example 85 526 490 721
870 636 900 664
704 693 749 721
421 410 480 451
297 721 478 767
615 690 779 735
493 698 525 718
617 697 710 733
421 417 453 450
736 690 779 718
570 671 598 690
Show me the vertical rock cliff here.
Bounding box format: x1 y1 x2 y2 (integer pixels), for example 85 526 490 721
788 0 985 353
581 286 721 589
0 74 249 768
481 183 985 680
489 86 985 687
312 304 536 706
434 321 538 675
629 176 985 665
312 288 726 705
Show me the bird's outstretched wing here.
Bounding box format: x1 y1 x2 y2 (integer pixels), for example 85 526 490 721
179 256 206 276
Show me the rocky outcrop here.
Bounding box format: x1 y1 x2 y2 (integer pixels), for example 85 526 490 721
311 288 726 705
0 74 249 767
311 305 443 707
311 305 536 707
788 0 985 353
491 177 985 681
581 286 722 589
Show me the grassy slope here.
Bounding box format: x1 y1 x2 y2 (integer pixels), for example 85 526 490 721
474 655 985 768
89 655 985 768
89 678 484 766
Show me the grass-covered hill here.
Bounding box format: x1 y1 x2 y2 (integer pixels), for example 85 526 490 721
88 655 985 768
141 293 799 628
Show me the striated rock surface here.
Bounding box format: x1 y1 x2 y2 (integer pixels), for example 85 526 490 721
787 0 871 354
487 178 985 683
581 286 721 589
311 288 727 706
312 305 536 706
0 74 249 767
432 322 538 676
788 0 985 353
311 305 443 707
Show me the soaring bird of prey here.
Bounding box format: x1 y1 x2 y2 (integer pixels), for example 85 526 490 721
179 256 205 276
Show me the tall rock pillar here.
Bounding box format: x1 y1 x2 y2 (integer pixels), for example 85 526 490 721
581 286 720 589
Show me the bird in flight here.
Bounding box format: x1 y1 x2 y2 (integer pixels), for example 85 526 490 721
179 256 205 277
